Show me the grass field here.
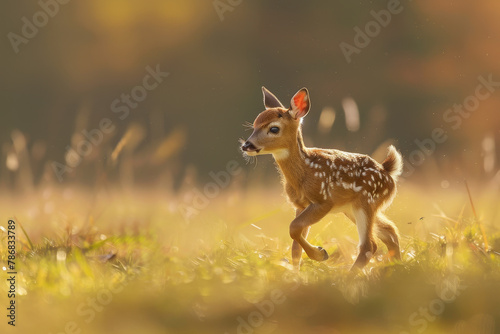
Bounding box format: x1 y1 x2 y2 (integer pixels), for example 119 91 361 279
1 182 500 334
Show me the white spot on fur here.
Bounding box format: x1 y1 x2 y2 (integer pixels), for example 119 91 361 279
342 181 352 189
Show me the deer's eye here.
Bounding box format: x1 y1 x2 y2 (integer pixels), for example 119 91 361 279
269 126 280 134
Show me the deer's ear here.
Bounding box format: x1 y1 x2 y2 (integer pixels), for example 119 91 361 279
262 87 284 109
289 88 310 119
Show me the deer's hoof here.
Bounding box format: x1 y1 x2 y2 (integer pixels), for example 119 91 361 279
317 247 329 261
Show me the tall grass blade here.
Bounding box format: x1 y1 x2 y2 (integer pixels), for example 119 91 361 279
16 218 34 251
465 180 488 250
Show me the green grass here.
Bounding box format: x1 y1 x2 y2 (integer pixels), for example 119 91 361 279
1 184 500 334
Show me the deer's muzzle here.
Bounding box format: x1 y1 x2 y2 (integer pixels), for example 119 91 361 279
241 141 260 153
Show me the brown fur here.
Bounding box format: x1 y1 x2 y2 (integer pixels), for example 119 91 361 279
242 87 403 270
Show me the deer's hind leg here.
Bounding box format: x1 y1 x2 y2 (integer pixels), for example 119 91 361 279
375 213 401 260
351 206 377 270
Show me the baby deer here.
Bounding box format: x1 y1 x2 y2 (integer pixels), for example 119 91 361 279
241 87 403 270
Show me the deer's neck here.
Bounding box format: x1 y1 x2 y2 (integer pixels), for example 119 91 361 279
273 128 308 190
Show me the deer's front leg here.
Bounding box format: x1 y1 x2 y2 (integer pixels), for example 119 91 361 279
289 203 331 263
291 208 310 268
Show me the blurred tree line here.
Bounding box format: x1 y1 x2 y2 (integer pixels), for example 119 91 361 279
0 0 499 189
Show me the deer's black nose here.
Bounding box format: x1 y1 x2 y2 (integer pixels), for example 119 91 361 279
242 141 257 152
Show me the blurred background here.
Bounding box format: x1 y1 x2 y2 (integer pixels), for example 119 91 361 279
1 0 500 192
2 2 500 334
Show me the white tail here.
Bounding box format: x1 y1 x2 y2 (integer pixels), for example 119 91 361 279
242 87 402 270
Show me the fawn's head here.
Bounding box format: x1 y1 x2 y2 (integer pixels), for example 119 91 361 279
241 87 310 159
